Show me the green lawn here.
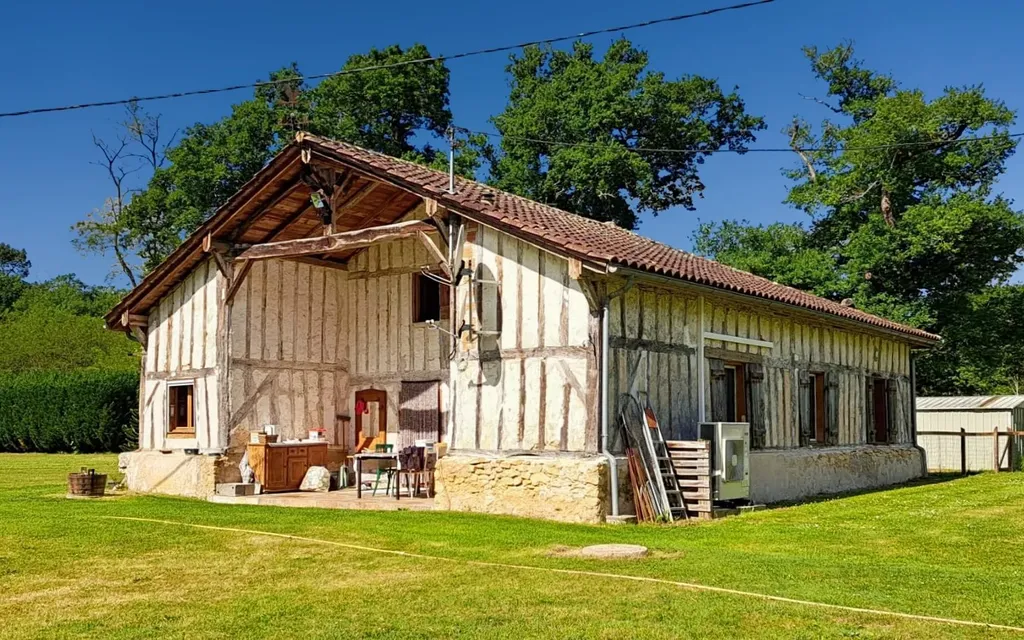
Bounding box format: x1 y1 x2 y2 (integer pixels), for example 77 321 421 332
1 454 1023 639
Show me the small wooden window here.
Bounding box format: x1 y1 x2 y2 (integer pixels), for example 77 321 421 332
809 372 826 443
168 382 195 436
413 273 449 323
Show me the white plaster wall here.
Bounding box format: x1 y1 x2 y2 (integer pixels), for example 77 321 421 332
748 444 924 504
228 259 348 451
450 224 594 453
140 258 222 452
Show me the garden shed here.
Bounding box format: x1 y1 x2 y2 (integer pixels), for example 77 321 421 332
916 396 1024 472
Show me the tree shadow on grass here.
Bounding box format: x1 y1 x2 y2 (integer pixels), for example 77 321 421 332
757 471 978 511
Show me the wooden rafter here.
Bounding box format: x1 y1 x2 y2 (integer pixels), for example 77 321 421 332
228 175 304 242
235 219 435 262
265 204 314 242
331 181 380 227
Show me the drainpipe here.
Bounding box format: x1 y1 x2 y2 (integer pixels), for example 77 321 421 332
697 295 706 423
599 298 619 517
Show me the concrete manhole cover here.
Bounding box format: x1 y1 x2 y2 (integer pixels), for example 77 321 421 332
578 544 649 559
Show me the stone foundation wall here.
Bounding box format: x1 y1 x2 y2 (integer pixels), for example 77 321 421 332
749 444 925 504
119 450 225 498
434 454 608 523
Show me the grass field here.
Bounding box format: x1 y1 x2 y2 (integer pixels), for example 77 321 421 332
2 454 1023 638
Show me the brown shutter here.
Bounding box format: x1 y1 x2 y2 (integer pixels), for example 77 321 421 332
825 370 840 445
885 378 898 444
709 358 728 422
865 376 876 444
745 363 765 450
798 371 812 447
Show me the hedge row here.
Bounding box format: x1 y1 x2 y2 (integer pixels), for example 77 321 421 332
0 370 138 453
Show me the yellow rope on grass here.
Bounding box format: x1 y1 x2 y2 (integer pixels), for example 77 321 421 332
101 516 1024 634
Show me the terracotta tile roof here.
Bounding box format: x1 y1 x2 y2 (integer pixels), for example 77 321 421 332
304 134 940 343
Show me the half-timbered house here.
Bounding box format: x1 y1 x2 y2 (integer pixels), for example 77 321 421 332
107 132 939 522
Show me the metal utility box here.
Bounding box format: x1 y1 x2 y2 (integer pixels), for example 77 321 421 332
698 422 750 500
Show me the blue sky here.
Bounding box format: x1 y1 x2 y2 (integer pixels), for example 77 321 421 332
1 0 1021 286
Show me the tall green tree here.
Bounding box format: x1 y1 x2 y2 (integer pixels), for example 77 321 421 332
695 43 1024 393
0 243 30 313
82 44 468 276
486 39 765 229
0 250 139 373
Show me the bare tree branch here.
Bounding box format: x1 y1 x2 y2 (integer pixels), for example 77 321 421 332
787 120 817 183
799 93 843 114
840 180 880 204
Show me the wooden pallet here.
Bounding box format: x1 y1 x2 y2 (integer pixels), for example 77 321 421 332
665 440 712 519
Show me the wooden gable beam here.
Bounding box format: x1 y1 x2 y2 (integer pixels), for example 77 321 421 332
235 219 435 262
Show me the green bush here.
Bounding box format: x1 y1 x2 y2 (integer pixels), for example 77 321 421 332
0 370 138 453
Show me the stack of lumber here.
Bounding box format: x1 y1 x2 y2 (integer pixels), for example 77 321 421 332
625 447 659 522
665 440 712 520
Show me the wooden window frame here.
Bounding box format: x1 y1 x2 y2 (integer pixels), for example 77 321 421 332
723 363 748 423
167 380 196 437
411 271 450 325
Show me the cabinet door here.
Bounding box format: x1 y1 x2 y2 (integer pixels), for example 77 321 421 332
267 449 288 490
287 456 308 489
308 445 327 467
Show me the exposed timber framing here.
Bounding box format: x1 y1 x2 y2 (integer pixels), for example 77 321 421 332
290 256 349 271
330 181 380 228
417 231 452 278
121 312 149 349
703 331 774 350
229 175 304 242
236 219 434 262
225 260 253 304
266 205 314 242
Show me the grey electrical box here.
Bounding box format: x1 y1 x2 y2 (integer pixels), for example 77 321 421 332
698 422 750 500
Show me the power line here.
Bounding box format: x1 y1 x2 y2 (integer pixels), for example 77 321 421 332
458 126 1024 154
0 0 776 119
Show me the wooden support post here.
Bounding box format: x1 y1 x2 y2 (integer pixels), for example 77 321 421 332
960 427 967 476
994 428 1001 473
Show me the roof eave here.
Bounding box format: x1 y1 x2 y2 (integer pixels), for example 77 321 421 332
105 146 304 330
614 265 941 347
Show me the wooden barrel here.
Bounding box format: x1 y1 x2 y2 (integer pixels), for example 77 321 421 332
67 469 107 497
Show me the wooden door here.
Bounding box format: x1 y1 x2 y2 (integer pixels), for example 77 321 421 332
287 456 308 489
354 389 388 452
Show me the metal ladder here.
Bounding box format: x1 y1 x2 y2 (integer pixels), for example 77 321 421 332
640 403 688 521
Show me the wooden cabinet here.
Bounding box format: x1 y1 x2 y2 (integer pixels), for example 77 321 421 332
248 442 330 492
